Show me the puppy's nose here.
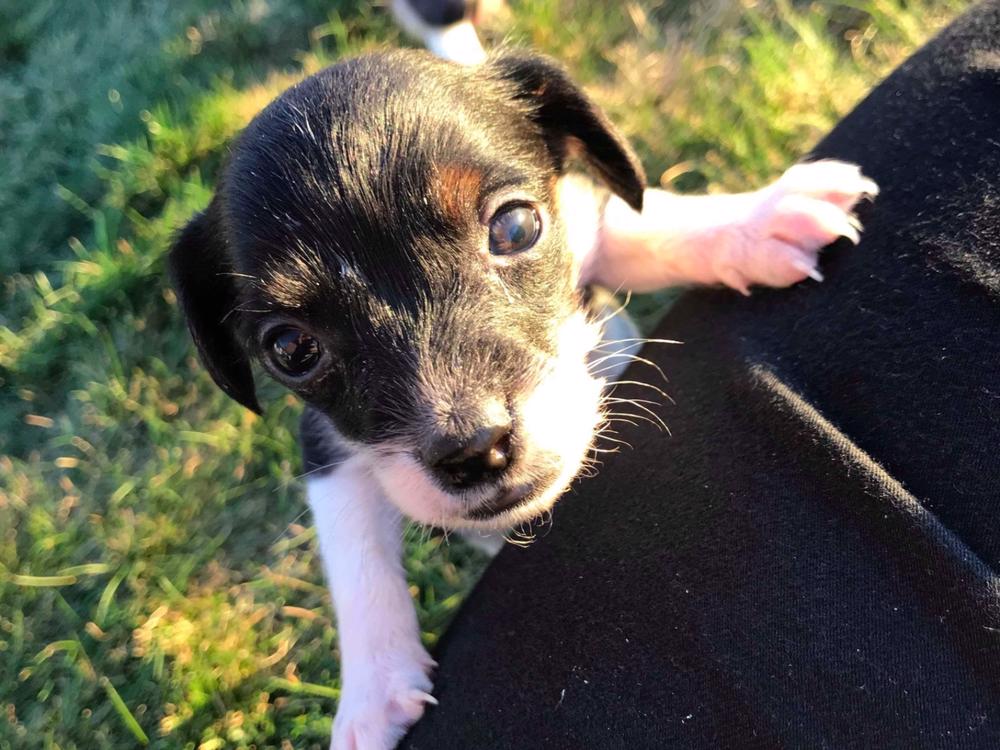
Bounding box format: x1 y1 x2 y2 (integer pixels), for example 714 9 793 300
426 421 513 490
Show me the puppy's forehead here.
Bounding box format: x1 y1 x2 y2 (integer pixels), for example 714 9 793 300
223 52 550 307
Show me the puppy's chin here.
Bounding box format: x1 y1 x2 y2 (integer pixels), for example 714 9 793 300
371 312 604 530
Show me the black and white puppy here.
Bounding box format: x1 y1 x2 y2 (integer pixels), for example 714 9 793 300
169 50 875 749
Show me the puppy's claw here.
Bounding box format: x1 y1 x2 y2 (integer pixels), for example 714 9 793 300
841 221 861 245
777 160 879 207
721 159 876 291
391 687 438 722
406 689 438 707
718 266 752 296
859 177 880 198
792 258 824 283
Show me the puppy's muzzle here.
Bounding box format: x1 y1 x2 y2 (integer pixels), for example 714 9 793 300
422 403 514 490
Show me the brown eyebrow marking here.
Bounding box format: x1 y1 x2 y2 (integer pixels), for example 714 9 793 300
433 164 483 223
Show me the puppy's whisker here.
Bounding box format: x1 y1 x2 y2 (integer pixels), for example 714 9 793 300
588 358 641 374
603 417 640 428
601 410 664 430
268 506 313 547
588 346 671 373
594 432 633 449
220 303 263 324
588 356 641 373
602 396 661 408
603 379 673 401
591 337 683 348
578 456 603 478
593 423 625 438
602 407 663 429
601 395 669 431
628 402 669 434
588 343 645 361
402 520 420 546
418 522 434 548
588 347 658 363
589 289 633 327
601 409 652 422
503 526 535 548
595 352 671 386
588 339 680 374
539 508 554 531
292 461 349 482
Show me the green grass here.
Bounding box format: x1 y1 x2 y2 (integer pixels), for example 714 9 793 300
0 0 968 747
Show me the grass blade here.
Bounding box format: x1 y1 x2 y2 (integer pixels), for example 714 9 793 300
99 676 149 745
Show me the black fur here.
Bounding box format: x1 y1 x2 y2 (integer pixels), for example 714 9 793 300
491 51 646 211
169 202 261 413
169 49 644 467
300 407 350 474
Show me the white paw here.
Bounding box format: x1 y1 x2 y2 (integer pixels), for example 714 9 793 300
716 160 878 294
331 648 437 750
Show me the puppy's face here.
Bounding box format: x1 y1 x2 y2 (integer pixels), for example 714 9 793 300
170 50 644 528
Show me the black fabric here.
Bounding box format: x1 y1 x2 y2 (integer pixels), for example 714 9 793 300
404 4 1000 748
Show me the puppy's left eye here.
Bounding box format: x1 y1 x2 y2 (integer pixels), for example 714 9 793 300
489 204 541 256
266 327 322 377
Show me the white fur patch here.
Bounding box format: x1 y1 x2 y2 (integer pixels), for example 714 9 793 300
426 20 487 65
307 462 436 749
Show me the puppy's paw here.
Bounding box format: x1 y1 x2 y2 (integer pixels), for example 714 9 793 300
717 160 878 294
331 649 437 750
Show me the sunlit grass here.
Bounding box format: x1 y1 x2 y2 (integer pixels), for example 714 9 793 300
0 0 968 747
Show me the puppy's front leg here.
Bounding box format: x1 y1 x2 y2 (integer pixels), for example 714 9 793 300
581 160 877 294
308 457 436 750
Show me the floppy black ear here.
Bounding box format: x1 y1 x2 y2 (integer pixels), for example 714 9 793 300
168 201 261 413
490 50 646 212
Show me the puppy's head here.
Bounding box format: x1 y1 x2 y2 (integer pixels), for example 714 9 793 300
169 50 644 528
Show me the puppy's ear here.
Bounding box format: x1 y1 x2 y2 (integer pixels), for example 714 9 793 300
168 201 262 413
490 50 646 212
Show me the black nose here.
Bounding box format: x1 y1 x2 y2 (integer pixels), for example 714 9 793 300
426 422 513 489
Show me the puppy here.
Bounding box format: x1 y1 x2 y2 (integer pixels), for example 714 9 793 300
169 49 876 749
389 0 500 64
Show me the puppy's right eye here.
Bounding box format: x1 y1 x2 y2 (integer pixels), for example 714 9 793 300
266 327 322 377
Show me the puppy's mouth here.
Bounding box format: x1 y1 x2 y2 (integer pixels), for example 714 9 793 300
464 483 536 521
